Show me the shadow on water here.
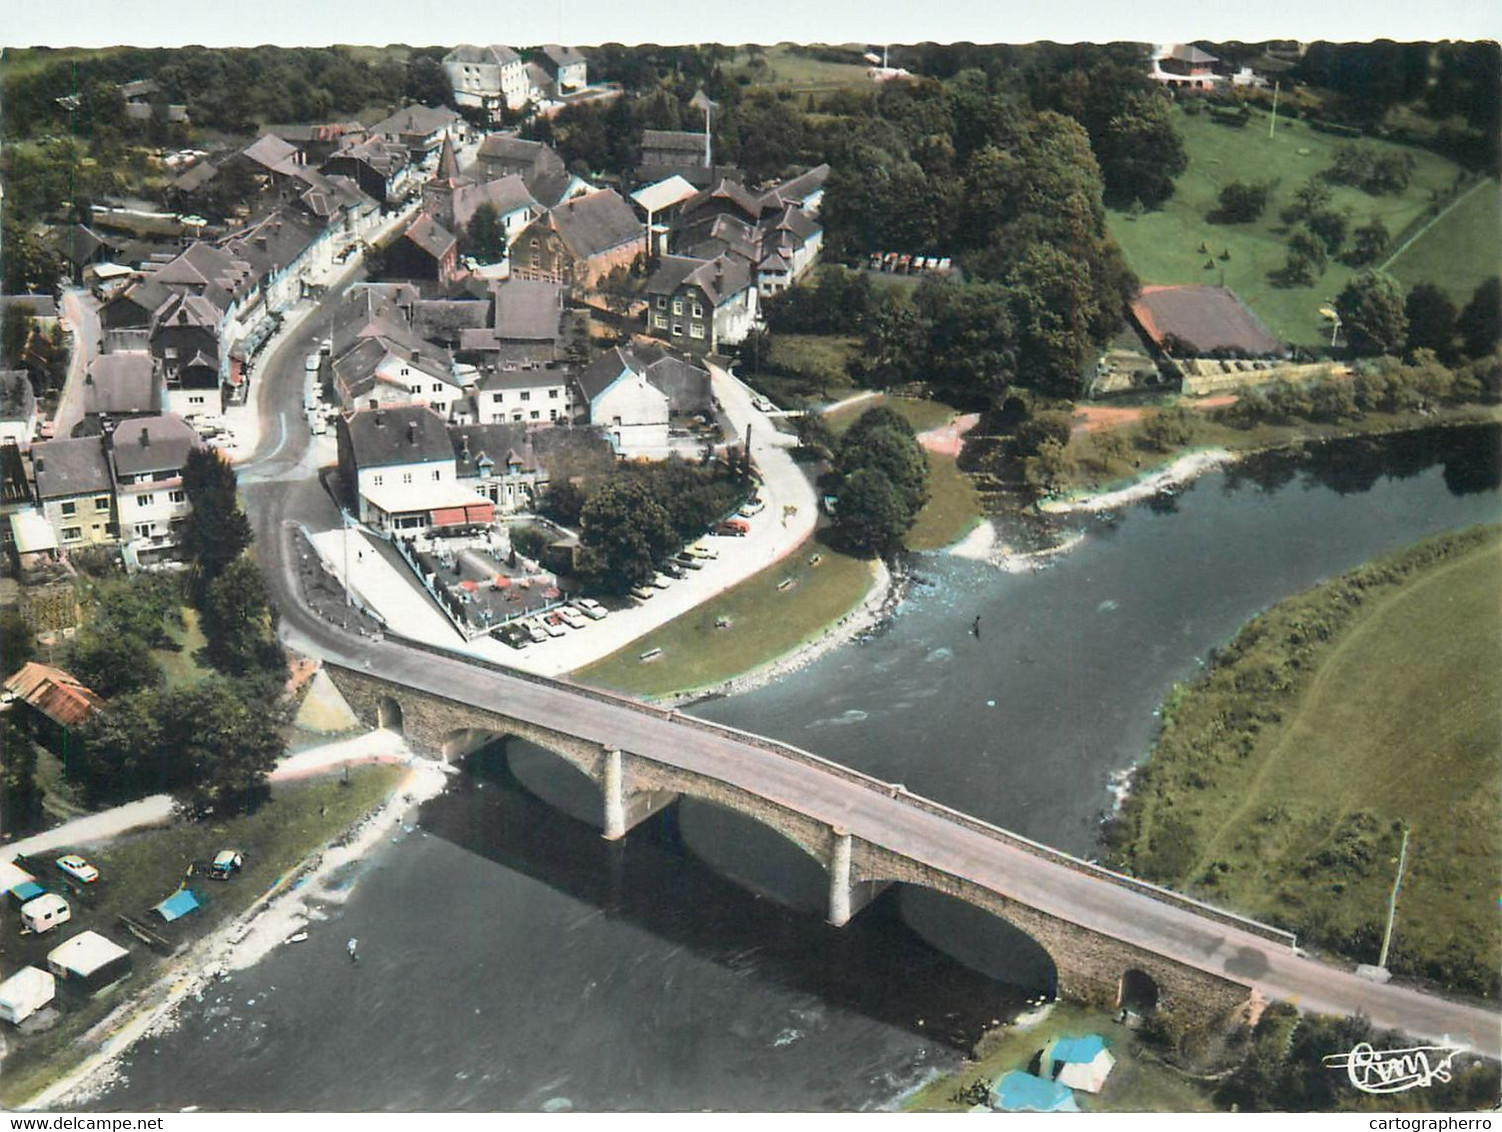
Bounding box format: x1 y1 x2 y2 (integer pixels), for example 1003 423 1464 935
1224 423 1502 499
421 739 1052 1052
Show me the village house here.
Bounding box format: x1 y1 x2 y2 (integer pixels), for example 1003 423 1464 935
641 129 712 172
322 135 416 206
331 306 465 418
535 45 588 97
108 414 199 563
644 253 758 354
336 404 494 535
369 104 467 167
386 213 461 285
3 662 106 761
469 135 587 210
473 368 573 425
451 420 612 515
577 344 712 457
147 292 221 417
510 191 646 291
0 370 38 448
50 222 124 284
461 279 567 373
630 175 700 255
667 169 827 296
444 44 531 118
1147 44 1263 91
30 435 119 551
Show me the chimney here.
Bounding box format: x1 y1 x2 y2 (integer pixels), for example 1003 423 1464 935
407 421 418 444
461 433 471 459
139 427 151 448
374 409 385 427
34 457 44 475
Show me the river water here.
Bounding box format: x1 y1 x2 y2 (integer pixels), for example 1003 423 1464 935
89 426 1500 1112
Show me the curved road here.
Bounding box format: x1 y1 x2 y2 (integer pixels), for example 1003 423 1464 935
239 280 1501 1061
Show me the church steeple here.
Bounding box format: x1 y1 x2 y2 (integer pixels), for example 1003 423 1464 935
437 132 460 183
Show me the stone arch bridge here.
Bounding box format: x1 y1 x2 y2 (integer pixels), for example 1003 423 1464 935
325 661 1295 1022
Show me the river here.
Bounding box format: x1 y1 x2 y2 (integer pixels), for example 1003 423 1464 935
87 425 1500 1112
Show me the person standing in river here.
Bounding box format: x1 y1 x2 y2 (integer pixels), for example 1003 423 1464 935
971 616 981 639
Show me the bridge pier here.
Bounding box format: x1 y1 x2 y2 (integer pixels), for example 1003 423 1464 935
827 829 891 926
602 748 680 841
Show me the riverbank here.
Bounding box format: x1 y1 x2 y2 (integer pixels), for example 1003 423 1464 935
13 750 443 1112
1038 449 1238 515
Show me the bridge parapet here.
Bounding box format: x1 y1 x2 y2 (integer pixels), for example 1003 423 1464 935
358 632 1298 950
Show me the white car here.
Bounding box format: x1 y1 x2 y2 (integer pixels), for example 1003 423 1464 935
629 585 654 601
56 854 99 884
557 608 587 630
523 621 548 644
574 599 607 620
649 573 672 590
751 395 774 413
539 617 566 638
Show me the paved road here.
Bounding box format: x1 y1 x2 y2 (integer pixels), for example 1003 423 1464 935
236 268 1500 1062
56 287 101 439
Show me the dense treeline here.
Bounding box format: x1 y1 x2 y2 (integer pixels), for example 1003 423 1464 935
828 406 929 556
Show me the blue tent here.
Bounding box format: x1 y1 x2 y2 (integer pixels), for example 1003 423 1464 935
152 888 201 922
1052 1034 1109 1064
9 881 46 906
990 1070 1080 1113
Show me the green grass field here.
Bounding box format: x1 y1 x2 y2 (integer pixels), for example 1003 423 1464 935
1384 177 1502 303
729 45 872 92
152 607 209 690
908 450 983 551
1117 527 1502 993
1107 105 1473 348
570 534 875 699
824 393 957 436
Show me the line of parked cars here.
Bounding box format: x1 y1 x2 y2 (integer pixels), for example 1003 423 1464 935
502 598 608 647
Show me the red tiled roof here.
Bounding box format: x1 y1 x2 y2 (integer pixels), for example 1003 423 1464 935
4 662 106 727
1129 285 1284 356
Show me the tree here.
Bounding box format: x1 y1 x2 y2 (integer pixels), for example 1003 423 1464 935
795 410 834 459
67 626 163 699
1140 405 1198 452
1457 277 1501 359
838 423 929 515
0 609 36 675
463 202 506 264
199 555 283 676
1337 270 1409 357
1212 181 1269 224
1347 217 1390 266
181 447 253 592
161 678 285 817
1404 283 1459 361
832 467 913 557
1094 92 1186 209
1 306 31 369
0 721 44 835
577 479 676 592
1306 209 1349 256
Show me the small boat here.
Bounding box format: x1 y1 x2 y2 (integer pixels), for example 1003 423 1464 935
286 932 309 944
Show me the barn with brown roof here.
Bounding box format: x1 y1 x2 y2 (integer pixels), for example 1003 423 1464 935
1129 285 1285 358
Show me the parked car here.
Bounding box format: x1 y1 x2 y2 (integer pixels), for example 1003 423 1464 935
660 561 686 579
629 585 654 601
738 498 765 517
55 855 99 884
751 395 774 413
649 573 672 590
523 621 548 644
573 598 607 620
557 608 587 630
539 616 566 638
685 542 718 560
715 519 750 536
675 553 703 570
209 850 244 880
493 625 529 649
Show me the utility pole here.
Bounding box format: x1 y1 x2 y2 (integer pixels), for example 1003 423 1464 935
1377 825 1411 970
1268 81 1280 140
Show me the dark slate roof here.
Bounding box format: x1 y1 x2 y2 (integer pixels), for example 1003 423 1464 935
642 129 708 155
577 346 638 402
544 191 643 261
527 423 614 473
412 300 490 344
0 442 30 506
642 352 711 412
1164 43 1219 65
52 223 120 268
370 103 462 139
169 160 220 194
242 134 300 171
343 404 454 468
540 44 586 69
760 163 830 210
525 169 577 210
0 295 59 321
645 253 753 307
451 422 534 476
32 436 113 499
476 135 560 171
492 279 562 340
476 367 565 392
151 291 222 330
83 354 161 416
446 44 521 66
1129 285 1283 356
109 414 199 477
403 214 458 261
326 135 403 176
452 174 538 231
679 175 764 224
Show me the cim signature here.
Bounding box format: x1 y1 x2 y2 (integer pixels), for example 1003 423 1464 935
1322 1042 1463 1094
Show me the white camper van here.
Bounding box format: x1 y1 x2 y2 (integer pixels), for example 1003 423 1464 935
0 966 56 1025
20 893 70 934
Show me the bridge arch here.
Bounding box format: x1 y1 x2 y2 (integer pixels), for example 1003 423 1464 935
1119 968 1160 1014
672 793 834 916
376 695 404 733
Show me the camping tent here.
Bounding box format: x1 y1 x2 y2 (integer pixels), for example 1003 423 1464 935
0 966 56 1024
46 930 132 993
152 888 202 922
1044 1034 1116 1093
989 1070 1080 1113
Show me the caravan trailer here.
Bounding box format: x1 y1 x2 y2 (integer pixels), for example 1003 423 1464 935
20 894 71 935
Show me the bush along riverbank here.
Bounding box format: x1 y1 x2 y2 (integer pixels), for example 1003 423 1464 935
1106 524 1502 1000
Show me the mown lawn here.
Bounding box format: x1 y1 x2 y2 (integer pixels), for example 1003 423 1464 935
729 44 872 91
906 1003 1214 1113
750 333 862 406
1384 177 1502 304
570 534 875 699
151 606 210 690
1107 105 1468 348
0 764 405 1108
908 450 983 551
1117 527 1502 994
825 393 957 437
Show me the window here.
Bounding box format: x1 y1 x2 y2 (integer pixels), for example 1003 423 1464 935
137 493 155 507
170 490 185 504
95 496 110 511
432 384 442 393
60 501 76 517
372 474 384 486
189 394 205 405
548 408 558 420
62 526 82 542
672 324 682 336
671 298 683 315
401 367 409 376
655 296 666 309
135 523 153 538
105 522 118 537
653 315 668 330
690 324 705 339
691 303 704 318
548 388 559 398
520 391 531 402
402 472 413 484
432 469 441 481
512 412 523 422
529 410 540 420
530 253 540 269
492 392 503 404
